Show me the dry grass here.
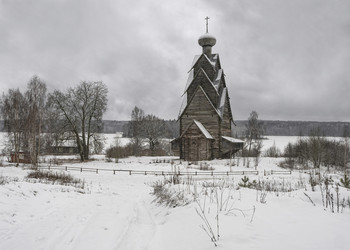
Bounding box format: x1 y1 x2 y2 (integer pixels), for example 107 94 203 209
26 170 85 189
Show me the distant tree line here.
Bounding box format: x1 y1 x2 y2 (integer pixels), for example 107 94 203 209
2 119 349 137
233 120 350 137
0 75 108 164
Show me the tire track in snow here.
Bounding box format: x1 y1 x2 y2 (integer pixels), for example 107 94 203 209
115 199 156 250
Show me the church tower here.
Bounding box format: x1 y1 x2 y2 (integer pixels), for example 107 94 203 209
171 18 243 161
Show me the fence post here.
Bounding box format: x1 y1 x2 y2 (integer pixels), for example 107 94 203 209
195 171 197 175
96 169 98 174
227 171 229 176
65 166 67 171
129 170 131 175
144 171 147 175
211 171 213 176
113 170 116 175
243 171 245 175
81 168 82 173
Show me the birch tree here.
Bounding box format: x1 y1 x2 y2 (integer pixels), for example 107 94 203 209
25 75 47 166
245 111 264 156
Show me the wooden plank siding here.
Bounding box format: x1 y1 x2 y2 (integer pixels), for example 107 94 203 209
180 87 221 159
180 122 213 161
221 97 232 137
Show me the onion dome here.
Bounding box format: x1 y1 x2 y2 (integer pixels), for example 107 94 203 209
198 33 216 47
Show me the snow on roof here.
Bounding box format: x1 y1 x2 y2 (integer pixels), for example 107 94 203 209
214 69 222 86
217 88 226 118
190 55 201 69
178 92 187 119
183 69 194 95
189 53 218 71
203 54 216 67
183 68 219 96
178 86 221 119
222 136 244 144
194 120 213 139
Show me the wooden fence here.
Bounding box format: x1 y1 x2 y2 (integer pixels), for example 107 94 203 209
24 165 293 177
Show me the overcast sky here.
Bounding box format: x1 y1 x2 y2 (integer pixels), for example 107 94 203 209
1 0 349 122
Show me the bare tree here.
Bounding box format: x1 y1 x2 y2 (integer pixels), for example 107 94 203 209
130 106 145 155
308 128 326 169
25 75 47 166
47 81 108 161
0 89 27 166
253 140 263 169
141 114 167 155
343 125 349 173
129 107 169 156
245 111 264 156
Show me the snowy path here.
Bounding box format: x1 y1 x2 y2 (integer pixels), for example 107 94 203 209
0 169 159 250
115 199 156 250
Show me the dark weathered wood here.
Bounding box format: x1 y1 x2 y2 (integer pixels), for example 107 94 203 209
173 43 240 161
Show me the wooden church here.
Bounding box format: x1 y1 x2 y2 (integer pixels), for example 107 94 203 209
171 20 244 161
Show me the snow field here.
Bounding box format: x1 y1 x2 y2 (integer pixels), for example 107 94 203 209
1 144 350 249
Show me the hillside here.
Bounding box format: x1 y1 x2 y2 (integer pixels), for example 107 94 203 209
233 120 350 137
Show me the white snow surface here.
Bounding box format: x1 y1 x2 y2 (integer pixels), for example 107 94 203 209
1 135 349 249
1 155 350 250
222 135 244 143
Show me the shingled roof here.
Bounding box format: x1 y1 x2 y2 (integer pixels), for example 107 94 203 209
179 53 233 122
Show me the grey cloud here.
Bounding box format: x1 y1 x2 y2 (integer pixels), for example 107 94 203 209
0 0 349 121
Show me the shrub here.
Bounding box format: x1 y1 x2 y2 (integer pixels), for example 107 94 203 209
106 144 134 159
278 158 296 169
264 144 281 157
26 170 85 189
0 174 19 185
151 179 191 207
238 176 256 188
340 174 350 189
199 162 215 171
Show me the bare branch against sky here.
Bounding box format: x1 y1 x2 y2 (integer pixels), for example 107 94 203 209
0 0 349 121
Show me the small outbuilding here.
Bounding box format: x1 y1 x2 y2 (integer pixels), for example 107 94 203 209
10 152 31 164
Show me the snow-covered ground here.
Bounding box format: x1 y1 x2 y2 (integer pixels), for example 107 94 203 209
1 155 350 250
1 133 349 249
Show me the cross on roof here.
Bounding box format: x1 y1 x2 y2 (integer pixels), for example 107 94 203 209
205 16 210 33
